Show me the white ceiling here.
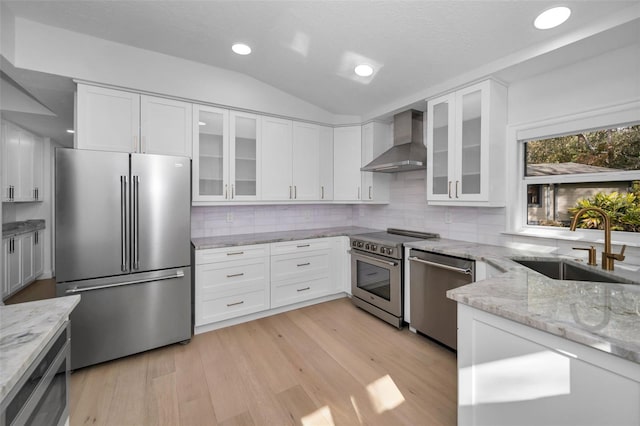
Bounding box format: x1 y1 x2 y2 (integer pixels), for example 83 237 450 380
1 1 639 146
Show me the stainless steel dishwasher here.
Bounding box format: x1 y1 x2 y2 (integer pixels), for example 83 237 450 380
408 249 475 350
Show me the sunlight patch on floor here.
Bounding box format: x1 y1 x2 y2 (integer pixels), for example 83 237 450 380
366 374 406 414
301 405 335 426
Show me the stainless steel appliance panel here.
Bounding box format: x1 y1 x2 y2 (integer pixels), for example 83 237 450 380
351 249 402 317
409 249 474 349
57 268 191 370
131 154 190 272
55 149 130 283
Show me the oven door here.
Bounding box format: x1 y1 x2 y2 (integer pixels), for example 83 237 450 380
350 249 402 317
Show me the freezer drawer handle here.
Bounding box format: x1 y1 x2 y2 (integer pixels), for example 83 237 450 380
65 271 185 294
297 262 311 267
408 256 472 275
296 244 310 248
297 287 310 292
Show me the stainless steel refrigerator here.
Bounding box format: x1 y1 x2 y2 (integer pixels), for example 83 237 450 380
55 148 192 370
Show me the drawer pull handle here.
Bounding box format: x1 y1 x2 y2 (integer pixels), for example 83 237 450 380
297 244 310 248
297 262 311 267
367 272 377 276
297 287 310 292
227 251 244 256
226 273 244 278
227 301 244 307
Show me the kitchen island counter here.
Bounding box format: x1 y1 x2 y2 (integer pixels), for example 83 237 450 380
0 296 80 403
405 238 640 364
192 226 379 250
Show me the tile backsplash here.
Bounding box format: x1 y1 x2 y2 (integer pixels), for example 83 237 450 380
191 171 640 267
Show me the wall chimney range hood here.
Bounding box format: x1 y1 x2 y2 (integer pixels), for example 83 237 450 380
361 109 426 173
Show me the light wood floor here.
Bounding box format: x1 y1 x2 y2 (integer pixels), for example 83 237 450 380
69 298 457 426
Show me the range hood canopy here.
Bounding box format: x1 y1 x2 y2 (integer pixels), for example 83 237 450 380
361 109 426 173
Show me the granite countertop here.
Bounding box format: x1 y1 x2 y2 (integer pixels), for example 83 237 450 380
192 226 379 249
406 239 640 364
2 220 46 239
0 296 80 403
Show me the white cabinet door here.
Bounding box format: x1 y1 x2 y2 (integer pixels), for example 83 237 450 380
76 84 140 153
261 117 293 200
318 126 334 201
140 95 192 157
32 136 44 201
292 122 320 200
33 230 44 278
426 80 507 206
361 122 391 202
1 121 20 201
192 105 229 202
333 126 362 201
20 233 34 286
17 129 35 201
230 111 260 200
4 237 22 297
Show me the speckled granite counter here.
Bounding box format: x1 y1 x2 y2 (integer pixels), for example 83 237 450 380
405 239 640 364
192 226 379 249
2 220 45 239
0 296 80 403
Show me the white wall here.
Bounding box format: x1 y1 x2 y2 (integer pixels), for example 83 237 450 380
0 4 15 63
9 18 360 126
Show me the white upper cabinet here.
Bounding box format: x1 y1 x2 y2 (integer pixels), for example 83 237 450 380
192 106 260 202
261 117 293 200
292 122 321 200
140 95 192 156
426 79 507 206
361 122 391 203
318 126 334 201
333 126 362 201
1 120 44 202
76 84 192 157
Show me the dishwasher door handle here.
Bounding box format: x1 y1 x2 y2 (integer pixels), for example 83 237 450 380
408 256 472 275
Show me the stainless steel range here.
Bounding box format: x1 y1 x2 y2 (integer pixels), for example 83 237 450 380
350 228 439 328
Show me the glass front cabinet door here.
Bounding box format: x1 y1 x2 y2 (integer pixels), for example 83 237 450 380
426 79 507 206
192 106 260 202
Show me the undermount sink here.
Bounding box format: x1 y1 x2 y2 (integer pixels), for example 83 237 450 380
512 258 634 284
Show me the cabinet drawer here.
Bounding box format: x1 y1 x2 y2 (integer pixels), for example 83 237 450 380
271 251 329 282
197 260 268 292
196 287 269 325
271 276 331 308
196 244 269 265
271 238 330 255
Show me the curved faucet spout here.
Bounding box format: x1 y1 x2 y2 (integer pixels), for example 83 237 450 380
570 207 616 270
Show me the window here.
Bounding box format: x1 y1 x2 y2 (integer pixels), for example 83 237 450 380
522 124 640 233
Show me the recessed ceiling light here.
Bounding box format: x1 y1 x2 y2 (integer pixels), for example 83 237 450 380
66 129 75 134
198 121 206 126
534 6 571 30
232 43 252 55
354 64 374 77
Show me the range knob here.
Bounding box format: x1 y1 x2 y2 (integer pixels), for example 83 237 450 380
371 244 377 251
365 243 370 250
352 241 357 247
357 241 364 248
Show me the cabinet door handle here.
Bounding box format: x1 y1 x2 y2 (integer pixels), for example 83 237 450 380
289 186 292 199
455 180 460 199
226 273 245 278
448 181 452 198
297 262 311 267
226 251 244 256
296 287 310 292
296 244 310 248
321 186 324 199
231 184 235 199
224 184 228 199
357 186 361 200
369 185 372 200
294 185 297 199
227 301 244 307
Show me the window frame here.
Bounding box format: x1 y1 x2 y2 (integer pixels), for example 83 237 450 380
506 100 640 247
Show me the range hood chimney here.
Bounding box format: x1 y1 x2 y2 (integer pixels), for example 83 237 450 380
360 109 426 173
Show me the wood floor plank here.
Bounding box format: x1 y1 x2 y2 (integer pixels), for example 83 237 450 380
69 298 457 426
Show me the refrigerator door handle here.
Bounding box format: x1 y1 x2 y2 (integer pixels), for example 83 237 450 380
121 175 128 272
65 270 186 294
133 175 140 270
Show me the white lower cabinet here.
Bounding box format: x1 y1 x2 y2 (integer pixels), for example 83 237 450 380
194 237 348 330
2 230 45 300
195 244 270 326
458 304 640 426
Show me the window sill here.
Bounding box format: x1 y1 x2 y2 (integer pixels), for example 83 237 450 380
503 226 640 249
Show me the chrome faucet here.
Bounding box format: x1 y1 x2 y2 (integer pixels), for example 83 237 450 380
569 206 626 271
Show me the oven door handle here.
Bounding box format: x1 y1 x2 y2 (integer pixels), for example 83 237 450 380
349 250 397 267
408 256 472 275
